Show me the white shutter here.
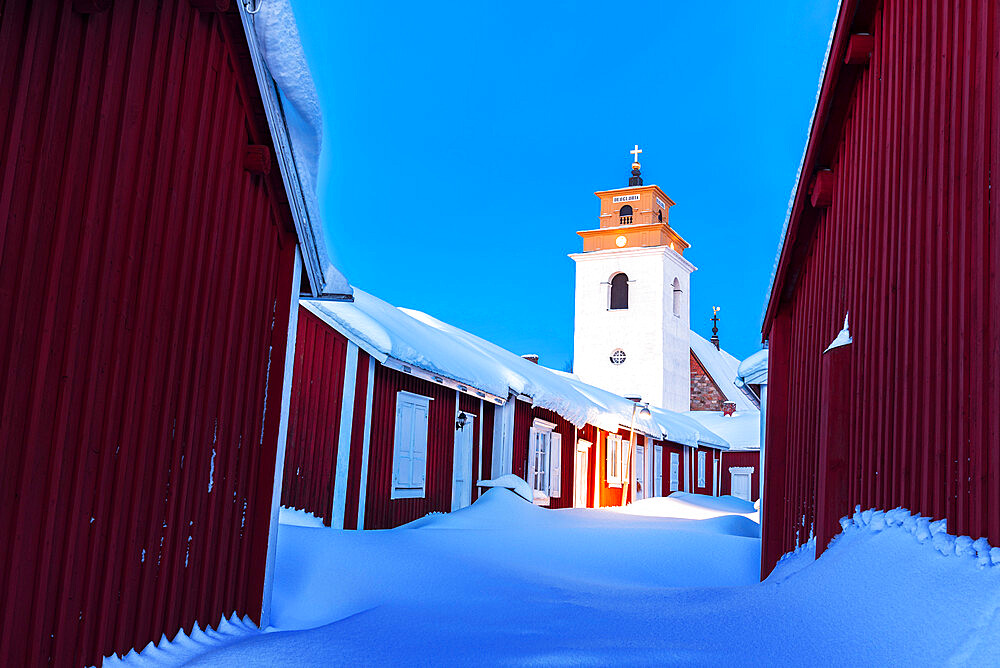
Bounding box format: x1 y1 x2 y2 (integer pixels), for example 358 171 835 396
413 404 429 486
550 432 562 498
698 451 706 488
392 392 430 499
669 452 680 492
393 402 413 488
654 445 663 497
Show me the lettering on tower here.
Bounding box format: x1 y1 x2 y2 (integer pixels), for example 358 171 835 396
613 194 641 203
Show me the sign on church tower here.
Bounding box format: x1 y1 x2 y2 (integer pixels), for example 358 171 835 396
569 147 695 412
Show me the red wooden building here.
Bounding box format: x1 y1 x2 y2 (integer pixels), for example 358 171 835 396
0 2 348 665
761 0 1000 577
282 292 729 530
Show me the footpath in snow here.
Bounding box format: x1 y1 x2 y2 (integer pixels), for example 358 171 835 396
110 491 1000 666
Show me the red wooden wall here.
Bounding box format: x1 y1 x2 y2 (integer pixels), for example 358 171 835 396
511 398 532 480
342 349 372 530
719 451 760 501
0 2 300 665
478 402 496 486
578 423 600 508
458 392 484 503
282 310 348 526
657 440 687 496
762 0 1000 575
363 366 459 528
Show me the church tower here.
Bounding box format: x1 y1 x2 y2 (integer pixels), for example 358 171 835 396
569 147 695 412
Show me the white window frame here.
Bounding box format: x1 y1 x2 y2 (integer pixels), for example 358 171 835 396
391 391 431 500
606 433 623 487
697 450 707 488
527 418 558 505
653 444 663 497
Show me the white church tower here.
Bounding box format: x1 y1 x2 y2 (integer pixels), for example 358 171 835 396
569 147 695 413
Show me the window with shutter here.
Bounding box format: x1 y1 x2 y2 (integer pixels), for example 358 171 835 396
606 433 622 485
550 432 562 498
391 391 431 499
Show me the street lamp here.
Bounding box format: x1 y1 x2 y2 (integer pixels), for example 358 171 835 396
622 397 652 506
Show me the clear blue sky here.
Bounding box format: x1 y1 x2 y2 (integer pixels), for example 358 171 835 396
291 0 839 369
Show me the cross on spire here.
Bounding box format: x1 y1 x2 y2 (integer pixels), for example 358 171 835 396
710 306 721 350
630 144 642 163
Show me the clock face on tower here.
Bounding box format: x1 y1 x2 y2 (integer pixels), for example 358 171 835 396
615 235 627 248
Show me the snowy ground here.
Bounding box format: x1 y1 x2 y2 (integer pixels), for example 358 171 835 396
110 492 1000 667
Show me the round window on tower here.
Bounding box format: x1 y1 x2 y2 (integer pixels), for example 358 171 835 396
610 349 627 365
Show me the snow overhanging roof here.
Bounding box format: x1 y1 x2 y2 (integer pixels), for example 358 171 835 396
239 0 352 299
304 290 728 449
736 349 769 387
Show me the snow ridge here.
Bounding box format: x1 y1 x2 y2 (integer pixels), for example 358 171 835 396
833 506 1000 568
99 613 260 667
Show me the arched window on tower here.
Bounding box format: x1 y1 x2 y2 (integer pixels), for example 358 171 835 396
610 273 629 310
672 277 682 317
619 205 633 225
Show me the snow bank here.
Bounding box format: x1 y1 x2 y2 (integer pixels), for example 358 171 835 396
616 491 758 522
683 410 760 451
690 331 757 412
278 506 326 528
115 499 1000 666
477 474 534 503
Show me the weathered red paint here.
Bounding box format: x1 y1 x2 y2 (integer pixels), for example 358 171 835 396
761 0 1000 576
0 2 301 664
719 450 761 501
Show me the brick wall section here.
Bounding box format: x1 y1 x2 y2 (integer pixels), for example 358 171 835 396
690 350 726 410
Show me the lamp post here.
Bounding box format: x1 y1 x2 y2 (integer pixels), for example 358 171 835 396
623 396 652 506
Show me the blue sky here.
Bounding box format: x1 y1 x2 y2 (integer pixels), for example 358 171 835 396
292 0 839 369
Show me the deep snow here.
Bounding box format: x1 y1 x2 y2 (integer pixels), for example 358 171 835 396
107 492 1000 667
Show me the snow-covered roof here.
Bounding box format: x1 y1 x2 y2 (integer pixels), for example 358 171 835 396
240 0 351 299
684 411 760 451
304 290 728 450
689 331 757 412
735 349 768 388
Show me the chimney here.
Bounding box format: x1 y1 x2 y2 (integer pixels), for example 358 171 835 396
521 354 539 364
723 401 736 416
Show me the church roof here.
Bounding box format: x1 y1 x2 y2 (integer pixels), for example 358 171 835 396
689 331 758 413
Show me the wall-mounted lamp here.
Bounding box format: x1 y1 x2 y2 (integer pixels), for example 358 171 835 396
456 412 469 430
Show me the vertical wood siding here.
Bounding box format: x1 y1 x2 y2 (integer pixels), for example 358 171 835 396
364 366 458 529
478 402 495 487
719 451 761 501
458 393 482 502
657 441 687 496
0 2 299 665
342 350 371 530
762 0 1000 575
511 399 532 479
282 309 348 526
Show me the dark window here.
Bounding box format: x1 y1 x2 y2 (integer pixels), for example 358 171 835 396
610 273 629 309
619 205 633 225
